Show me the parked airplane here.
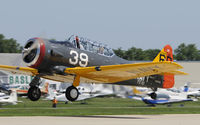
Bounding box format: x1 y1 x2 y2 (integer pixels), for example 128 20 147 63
142 97 193 107
0 90 19 105
0 35 186 101
142 89 194 106
181 83 200 98
129 87 194 106
16 82 49 96
46 85 113 103
0 80 12 94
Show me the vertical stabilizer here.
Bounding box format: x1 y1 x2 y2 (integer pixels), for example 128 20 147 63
9 90 17 102
153 45 175 88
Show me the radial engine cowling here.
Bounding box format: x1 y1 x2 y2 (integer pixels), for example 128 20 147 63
22 38 46 69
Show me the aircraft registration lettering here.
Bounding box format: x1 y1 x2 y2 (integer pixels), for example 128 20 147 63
159 54 166 61
69 50 88 67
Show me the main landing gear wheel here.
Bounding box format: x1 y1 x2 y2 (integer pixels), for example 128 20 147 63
65 86 79 101
28 86 41 101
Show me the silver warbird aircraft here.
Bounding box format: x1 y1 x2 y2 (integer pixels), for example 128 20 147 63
0 35 186 101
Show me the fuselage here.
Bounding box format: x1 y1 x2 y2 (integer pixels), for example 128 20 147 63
22 36 129 73
21 36 170 89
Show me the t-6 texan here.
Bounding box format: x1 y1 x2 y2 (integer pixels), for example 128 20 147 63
0 35 186 101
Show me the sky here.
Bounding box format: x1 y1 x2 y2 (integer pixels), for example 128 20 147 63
0 0 200 50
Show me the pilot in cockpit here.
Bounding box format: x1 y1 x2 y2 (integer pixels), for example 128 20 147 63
75 36 80 49
75 36 84 50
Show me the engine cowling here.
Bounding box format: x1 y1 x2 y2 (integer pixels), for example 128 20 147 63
22 38 46 69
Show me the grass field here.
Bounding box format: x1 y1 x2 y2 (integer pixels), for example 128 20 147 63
0 97 200 116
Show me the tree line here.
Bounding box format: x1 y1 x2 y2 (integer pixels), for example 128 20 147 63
0 34 200 61
0 34 22 53
114 43 200 61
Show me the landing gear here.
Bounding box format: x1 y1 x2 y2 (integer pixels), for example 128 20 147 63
150 92 157 100
28 86 41 101
28 75 42 101
150 87 157 100
65 75 80 101
65 86 79 101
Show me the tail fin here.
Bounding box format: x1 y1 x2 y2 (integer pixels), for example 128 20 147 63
46 88 56 100
44 82 49 93
132 87 142 95
40 82 49 94
153 44 173 62
9 90 17 102
153 45 175 88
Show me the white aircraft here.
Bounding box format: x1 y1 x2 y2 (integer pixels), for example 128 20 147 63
187 90 200 98
46 84 113 103
0 90 19 105
180 83 200 98
129 87 195 106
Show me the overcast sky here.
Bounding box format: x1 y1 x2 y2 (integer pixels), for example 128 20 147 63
0 0 200 50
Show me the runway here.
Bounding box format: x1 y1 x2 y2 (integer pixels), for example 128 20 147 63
0 114 200 125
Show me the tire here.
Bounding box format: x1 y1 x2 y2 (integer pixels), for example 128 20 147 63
65 86 79 101
28 87 41 101
150 92 157 100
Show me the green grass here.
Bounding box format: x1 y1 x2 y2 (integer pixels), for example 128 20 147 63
0 97 200 116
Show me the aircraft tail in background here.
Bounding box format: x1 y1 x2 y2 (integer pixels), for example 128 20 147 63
9 90 18 103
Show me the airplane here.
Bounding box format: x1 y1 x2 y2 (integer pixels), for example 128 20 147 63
46 85 113 103
0 35 186 102
15 82 49 96
181 83 200 98
0 81 12 95
142 89 194 106
0 90 19 105
129 86 195 106
187 90 200 98
0 81 49 97
141 97 193 107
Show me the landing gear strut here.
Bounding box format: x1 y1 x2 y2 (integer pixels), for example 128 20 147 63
28 75 41 101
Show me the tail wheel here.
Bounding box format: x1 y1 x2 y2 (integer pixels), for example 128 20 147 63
150 92 157 100
65 86 79 101
28 87 41 101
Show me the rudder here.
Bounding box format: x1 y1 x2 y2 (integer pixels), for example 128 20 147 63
153 45 175 88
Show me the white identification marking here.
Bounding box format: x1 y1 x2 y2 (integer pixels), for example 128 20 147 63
69 50 88 67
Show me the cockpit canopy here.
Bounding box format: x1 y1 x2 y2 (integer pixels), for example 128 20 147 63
67 35 114 57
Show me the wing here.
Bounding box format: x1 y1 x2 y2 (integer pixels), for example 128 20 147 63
0 65 38 76
160 70 188 75
0 61 185 84
64 61 184 83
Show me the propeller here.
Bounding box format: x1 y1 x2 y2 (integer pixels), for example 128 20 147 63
22 41 39 63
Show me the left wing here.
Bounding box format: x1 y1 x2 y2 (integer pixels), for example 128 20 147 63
64 61 184 83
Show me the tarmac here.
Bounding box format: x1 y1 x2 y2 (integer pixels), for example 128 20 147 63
0 114 200 125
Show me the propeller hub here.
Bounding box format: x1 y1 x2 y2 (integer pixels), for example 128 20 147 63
22 38 45 68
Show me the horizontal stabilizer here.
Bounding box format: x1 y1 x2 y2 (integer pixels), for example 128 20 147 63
160 71 188 75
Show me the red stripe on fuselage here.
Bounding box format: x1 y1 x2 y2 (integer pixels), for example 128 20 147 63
30 38 46 68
